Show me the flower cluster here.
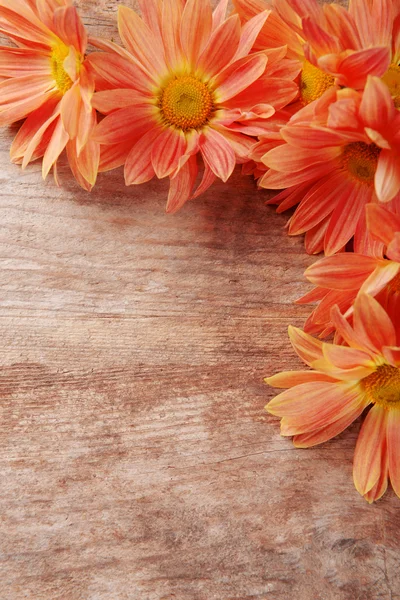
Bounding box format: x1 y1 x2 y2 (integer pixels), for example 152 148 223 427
0 0 400 502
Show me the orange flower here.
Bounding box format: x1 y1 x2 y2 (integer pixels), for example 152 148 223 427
298 205 400 338
0 0 98 190
86 0 299 212
260 77 400 255
234 0 395 105
266 294 400 503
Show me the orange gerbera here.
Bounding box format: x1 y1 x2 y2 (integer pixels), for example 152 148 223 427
86 0 299 212
266 294 400 503
0 0 98 189
260 77 400 255
298 205 400 338
234 0 394 105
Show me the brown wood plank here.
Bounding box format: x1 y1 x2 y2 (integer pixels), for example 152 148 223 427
0 2 399 599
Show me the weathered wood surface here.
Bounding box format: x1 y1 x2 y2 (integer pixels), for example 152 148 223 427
1 1 399 599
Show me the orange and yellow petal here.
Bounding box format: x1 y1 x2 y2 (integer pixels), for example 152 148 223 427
353 404 388 497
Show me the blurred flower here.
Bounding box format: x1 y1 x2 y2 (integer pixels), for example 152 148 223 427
86 0 299 212
266 294 400 503
0 0 98 189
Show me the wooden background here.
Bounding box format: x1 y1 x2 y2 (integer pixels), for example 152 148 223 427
1 1 400 599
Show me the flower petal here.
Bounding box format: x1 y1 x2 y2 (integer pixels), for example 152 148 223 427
66 138 99 191
180 0 213 66
92 89 143 114
200 127 235 182
375 149 400 203
212 0 229 29
10 94 59 162
266 370 336 389
330 304 373 352
42 116 69 179
302 16 340 55
192 162 216 199
215 53 267 102
52 5 87 54
354 293 397 353
366 204 400 246
86 52 153 94
363 451 389 503
124 128 163 185
322 343 373 370
353 405 387 496
137 0 162 36
360 75 396 131
98 141 133 172
270 382 363 436
166 154 198 213
118 5 168 81
151 127 186 179
197 15 241 77
382 347 400 367
93 105 155 145
0 46 49 77
264 144 340 172
233 9 270 60
267 381 355 418
358 261 400 297
305 253 378 290
288 172 351 235
324 180 370 256
293 397 367 448
161 0 184 69
333 46 390 88
0 75 53 125
288 325 324 366
0 1 55 48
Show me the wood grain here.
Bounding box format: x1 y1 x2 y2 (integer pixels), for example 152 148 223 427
1 2 399 599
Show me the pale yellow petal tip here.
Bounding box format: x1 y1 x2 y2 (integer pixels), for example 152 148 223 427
118 4 129 15
264 402 277 415
118 4 133 22
263 376 273 385
363 494 375 505
293 440 306 449
288 324 301 339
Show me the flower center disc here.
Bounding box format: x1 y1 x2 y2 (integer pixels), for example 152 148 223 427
341 142 381 184
363 364 400 409
299 60 335 105
160 75 214 131
382 63 400 109
50 43 76 95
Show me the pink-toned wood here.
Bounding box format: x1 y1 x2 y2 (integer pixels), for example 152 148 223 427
0 1 399 599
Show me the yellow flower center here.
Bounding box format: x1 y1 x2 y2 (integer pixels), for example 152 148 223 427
159 75 214 131
382 63 400 109
299 60 335 105
50 42 80 95
363 364 400 409
341 142 381 184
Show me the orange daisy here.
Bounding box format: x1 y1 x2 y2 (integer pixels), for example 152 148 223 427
260 77 400 255
298 205 400 338
233 0 394 106
266 294 400 503
87 0 299 212
0 0 98 189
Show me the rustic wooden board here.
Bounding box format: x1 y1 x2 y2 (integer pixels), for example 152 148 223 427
1 1 399 599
